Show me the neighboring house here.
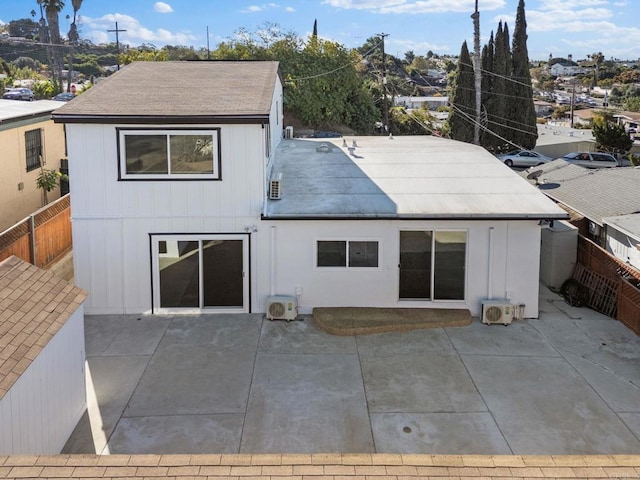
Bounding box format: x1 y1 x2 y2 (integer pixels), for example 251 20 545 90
394 96 448 111
522 160 640 251
535 124 596 158
571 108 598 127
0 99 66 231
550 63 583 76
613 111 640 131
54 61 567 318
603 214 640 271
0 256 87 454
533 100 553 117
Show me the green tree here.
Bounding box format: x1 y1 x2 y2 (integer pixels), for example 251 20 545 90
625 96 640 112
508 0 537 149
8 18 40 38
488 22 511 151
593 122 633 156
448 41 475 143
36 167 68 205
388 107 436 135
42 0 65 83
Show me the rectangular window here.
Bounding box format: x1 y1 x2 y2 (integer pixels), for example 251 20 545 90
118 128 220 180
25 129 42 172
317 240 379 268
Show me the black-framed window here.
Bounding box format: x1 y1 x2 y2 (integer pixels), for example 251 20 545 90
317 240 379 268
118 128 221 180
25 128 42 172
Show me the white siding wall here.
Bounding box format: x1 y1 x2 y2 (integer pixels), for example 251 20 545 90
67 123 269 313
263 220 541 318
0 307 86 454
607 228 640 270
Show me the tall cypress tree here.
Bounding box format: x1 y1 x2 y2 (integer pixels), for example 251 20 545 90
489 21 510 152
480 32 494 149
449 41 476 143
509 0 537 149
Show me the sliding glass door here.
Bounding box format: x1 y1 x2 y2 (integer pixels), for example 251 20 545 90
152 235 249 313
399 230 467 301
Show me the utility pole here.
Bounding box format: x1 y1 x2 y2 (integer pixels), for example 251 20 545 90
107 22 127 70
570 77 576 129
206 26 210 60
471 0 482 145
378 33 390 134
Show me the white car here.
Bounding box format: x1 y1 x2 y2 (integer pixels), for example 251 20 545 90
495 150 553 168
559 152 619 169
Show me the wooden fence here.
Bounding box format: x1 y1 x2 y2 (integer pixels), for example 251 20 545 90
577 235 640 335
0 194 72 269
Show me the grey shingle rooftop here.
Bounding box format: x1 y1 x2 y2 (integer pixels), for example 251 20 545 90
52 61 280 121
523 160 640 224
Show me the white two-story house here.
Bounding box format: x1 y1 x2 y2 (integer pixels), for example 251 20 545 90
54 61 567 318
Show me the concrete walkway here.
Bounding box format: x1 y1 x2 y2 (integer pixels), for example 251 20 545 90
63 285 640 456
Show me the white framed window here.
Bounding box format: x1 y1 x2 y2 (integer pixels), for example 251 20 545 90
118 128 221 180
316 239 380 268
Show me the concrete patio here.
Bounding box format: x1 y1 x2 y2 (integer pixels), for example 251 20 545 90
63 285 640 455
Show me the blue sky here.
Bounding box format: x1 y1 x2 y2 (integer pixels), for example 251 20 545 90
2 1 639 61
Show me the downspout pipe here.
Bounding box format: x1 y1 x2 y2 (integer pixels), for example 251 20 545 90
270 225 276 297
487 227 494 299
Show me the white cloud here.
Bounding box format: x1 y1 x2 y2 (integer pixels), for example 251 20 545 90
153 2 174 13
243 5 264 13
82 13 196 46
285 7 295 12
321 0 505 14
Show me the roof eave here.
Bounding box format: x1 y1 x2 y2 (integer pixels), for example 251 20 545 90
52 114 270 124
261 213 570 221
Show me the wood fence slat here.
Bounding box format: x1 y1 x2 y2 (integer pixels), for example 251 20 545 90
0 195 72 269
576 235 640 335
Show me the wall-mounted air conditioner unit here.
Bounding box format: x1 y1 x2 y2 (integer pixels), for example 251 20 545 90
482 300 514 325
266 295 298 321
269 173 282 200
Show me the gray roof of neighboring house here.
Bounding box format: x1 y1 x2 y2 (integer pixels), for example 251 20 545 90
52 61 280 123
603 213 640 241
0 99 63 125
521 159 640 225
264 136 568 220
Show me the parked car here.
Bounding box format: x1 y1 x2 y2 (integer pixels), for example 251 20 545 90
3 87 35 101
558 152 619 169
52 92 75 102
495 150 553 168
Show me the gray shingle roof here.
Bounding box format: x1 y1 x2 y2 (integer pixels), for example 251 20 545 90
523 160 640 224
52 61 280 121
0 256 87 400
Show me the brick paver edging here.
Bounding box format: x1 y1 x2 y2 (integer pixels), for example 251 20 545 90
1 454 639 479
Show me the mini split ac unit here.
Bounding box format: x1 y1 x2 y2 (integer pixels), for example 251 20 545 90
266 295 298 321
270 173 282 200
482 300 514 325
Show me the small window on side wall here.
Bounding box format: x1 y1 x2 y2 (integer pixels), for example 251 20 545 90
118 128 221 180
317 240 379 268
25 128 43 172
